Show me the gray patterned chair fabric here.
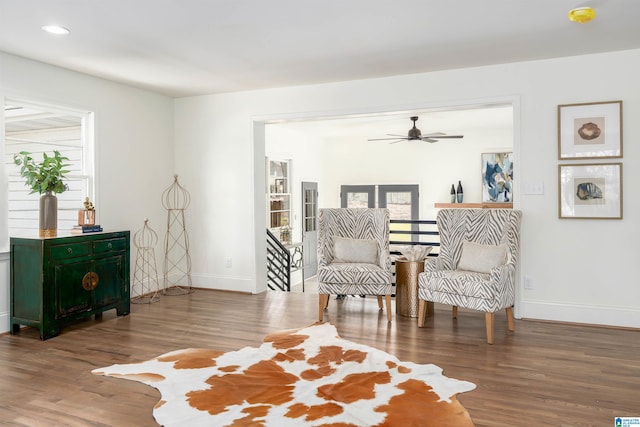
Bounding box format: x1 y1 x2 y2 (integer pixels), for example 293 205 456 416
317 208 393 322
417 208 522 344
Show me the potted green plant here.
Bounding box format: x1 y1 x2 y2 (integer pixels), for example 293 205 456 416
13 150 70 237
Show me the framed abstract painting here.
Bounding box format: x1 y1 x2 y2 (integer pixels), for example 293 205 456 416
558 100 622 160
558 163 622 219
481 152 513 203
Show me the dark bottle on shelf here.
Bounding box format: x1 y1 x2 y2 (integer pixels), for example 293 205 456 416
456 180 464 203
450 184 456 203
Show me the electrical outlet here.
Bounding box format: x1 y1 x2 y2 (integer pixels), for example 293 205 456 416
524 276 534 290
224 257 232 268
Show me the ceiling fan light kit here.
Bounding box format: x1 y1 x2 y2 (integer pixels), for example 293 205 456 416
408 116 422 139
368 116 464 144
568 7 596 24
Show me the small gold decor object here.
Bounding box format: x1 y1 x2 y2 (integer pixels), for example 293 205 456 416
78 197 96 225
78 210 96 225
568 7 596 23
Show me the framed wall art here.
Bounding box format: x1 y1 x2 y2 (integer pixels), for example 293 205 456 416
558 163 622 219
558 100 622 159
481 152 513 203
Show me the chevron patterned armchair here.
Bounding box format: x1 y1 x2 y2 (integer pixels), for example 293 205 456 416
317 208 393 322
417 208 522 344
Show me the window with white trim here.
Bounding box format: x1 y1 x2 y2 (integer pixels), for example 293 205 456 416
3 99 94 240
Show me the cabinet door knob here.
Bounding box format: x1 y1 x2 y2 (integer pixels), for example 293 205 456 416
108 243 112 249
82 272 99 291
67 248 73 254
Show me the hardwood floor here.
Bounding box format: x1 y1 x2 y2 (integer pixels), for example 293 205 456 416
1 289 638 426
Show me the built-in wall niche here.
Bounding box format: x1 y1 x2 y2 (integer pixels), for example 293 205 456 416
266 158 291 235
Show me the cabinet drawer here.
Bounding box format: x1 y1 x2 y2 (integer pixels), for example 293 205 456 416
50 242 91 260
93 237 127 254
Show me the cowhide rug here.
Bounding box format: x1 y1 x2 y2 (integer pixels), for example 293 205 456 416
92 322 476 426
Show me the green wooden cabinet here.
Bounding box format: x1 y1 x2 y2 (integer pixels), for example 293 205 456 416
10 231 130 340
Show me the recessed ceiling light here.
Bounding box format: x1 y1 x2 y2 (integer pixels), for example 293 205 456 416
42 25 70 35
568 7 596 24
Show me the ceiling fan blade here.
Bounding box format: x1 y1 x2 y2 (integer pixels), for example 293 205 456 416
388 139 406 144
368 137 409 141
422 134 464 139
422 132 446 137
423 138 438 143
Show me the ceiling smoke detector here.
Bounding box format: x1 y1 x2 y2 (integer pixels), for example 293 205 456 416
568 7 596 24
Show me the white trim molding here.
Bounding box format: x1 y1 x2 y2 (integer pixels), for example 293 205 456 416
0 251 10 334
521 300 640 329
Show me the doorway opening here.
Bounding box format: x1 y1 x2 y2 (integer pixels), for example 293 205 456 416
259 98 519 294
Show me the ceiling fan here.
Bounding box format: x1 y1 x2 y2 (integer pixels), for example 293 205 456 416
368 116 464 144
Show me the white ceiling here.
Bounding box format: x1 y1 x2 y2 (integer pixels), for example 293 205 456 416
270 105 514 141
1 0 639 98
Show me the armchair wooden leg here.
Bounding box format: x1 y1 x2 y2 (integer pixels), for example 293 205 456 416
485 312 495 345
425 301 434 318
452 306 458 319
376 295 383 310
385 295 392 322
506 307 515 332
418 300 426 327
319 294 329 322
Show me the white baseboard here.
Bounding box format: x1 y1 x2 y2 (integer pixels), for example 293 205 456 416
186 273 257 294
1 252 9 334
520 300 640 329
0 311 9 335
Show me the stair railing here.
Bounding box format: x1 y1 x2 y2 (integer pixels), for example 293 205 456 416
266 229 291 291
389 219 439 287
389 219 439 255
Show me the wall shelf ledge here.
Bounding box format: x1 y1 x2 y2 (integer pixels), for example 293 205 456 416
434 202 513 209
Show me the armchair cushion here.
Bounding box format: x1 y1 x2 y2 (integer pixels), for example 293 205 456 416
333 237 378 264
318 262 390 287
457 241 507 274
423 270 494 299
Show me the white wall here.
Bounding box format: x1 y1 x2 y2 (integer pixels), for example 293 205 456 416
265 125 327 243
175 48 640 328
265 125 327 286
0 52 175 333
267 115 512 231
319 126 513 218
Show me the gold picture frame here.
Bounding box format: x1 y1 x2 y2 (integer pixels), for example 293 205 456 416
558 100 622 160
558 163 622 219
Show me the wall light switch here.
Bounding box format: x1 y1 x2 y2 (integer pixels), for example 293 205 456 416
524 276 534 290
524 182 544 195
